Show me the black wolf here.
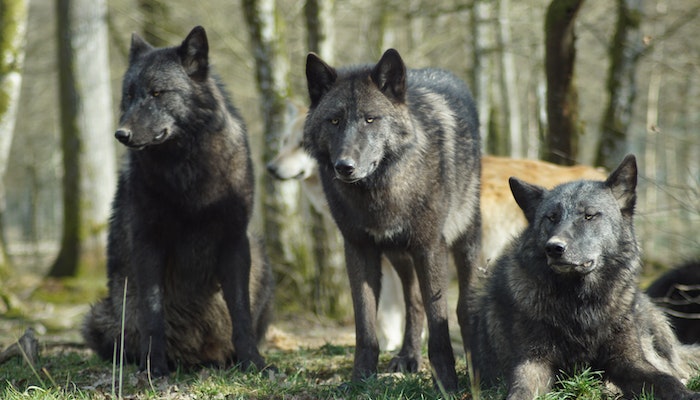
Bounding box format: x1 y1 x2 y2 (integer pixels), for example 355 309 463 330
648 260 700 344
304 48 481 391
470 155 700 400
82 26 273 377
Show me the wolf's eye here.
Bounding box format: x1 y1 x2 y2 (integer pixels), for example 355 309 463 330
330 118 339 125
547 212 559 222
152 90 161 97
365 117 375 123
584 213 598 221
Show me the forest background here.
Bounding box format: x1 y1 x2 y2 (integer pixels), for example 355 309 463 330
0 0 698 323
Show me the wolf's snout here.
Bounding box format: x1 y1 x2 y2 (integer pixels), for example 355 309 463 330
545 239 567 258
334 159 356 177
266 162 283 180
115 129 132 145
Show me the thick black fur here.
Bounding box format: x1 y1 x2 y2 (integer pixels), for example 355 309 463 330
648 260 700 344
82 26 273 376
470 155 700 400
304 49 481 391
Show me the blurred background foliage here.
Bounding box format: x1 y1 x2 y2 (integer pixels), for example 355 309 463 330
0 0 698 321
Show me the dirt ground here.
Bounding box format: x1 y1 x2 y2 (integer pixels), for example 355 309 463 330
0 273 466 371
0 276 356 356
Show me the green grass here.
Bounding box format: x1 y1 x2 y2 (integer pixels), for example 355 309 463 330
3 345 698 399
537 367 608 400
0 345 470 399
2 275 699 399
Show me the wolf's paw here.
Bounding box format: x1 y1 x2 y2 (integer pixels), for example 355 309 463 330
387 354 421 373
138 363 169 378
236 353 271 374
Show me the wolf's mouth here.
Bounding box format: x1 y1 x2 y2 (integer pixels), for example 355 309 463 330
549 260 595 274
334 174 362 184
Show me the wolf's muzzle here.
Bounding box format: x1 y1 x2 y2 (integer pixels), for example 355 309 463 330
115 129 132 145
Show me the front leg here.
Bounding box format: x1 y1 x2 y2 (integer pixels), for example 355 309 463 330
218 233 266 371
133 244 169 377
385 251 424 373
507 359 554 400
412 241 458 392
345 240 383 382
452 220 481 356
604 345 700 400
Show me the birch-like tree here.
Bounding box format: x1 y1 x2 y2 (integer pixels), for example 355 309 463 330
48 0 116 277
303 0 351 318
242 0 318 307
543 0 585 165
497 0 522 157
470 0 495 153
0 0 29 274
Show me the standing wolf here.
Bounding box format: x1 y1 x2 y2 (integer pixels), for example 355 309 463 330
470 155 700 399
304 49 481 391
82 26 273 376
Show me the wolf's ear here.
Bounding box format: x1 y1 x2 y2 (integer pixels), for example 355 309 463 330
129 33 153 63
371 49 407 103
605 154 637 217
178 26 209 81
306 53 337 107
509 177 546 224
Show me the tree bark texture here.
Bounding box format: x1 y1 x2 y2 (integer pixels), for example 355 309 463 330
471 0 494 153
0 0 29 274
303 0 351 318
595 0 643 170
49 0 116 277
243 0 324 314
304 0 335 63
544 0 585 165
497 0 523 158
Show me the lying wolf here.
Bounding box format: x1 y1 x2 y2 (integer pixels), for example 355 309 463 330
470 155 700 400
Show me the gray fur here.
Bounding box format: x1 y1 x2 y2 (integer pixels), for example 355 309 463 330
470 155 700 399
82 26 273 376
304 48 481 391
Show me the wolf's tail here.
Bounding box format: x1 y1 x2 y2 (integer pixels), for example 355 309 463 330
81 297 139 363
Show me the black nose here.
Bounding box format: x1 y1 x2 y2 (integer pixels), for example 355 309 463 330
545 239 567 258
115 129 131 144
334 159 356 177
266 162 281 179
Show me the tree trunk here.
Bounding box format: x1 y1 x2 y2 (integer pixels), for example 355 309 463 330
304 0 351 318
243 0 320 311
304 0 335 63
497 0 523 158
48 0 116 277
543 0 585 165
0 0 29 275
470 0 495 153
595 0 643 170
